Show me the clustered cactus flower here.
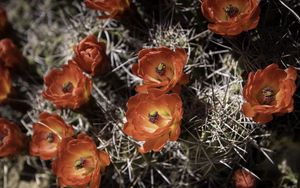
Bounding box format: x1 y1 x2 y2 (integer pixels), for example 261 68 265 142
132 47 189 95
42 61 93 109
84 0 131 19
29 112 75 160
124 93 183 153
73 35 110 76
242 64 297 123
201 0 260 36
0 0 299 187
0 118 25 157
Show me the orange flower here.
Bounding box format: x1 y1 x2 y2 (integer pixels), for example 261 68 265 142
73 35 109 76
242 64 297 123
30 112 75 160
0 66 11 104
234 169 256 188
0 118 25 157
132 47 189 96
201 0 260 36
84 0 130 19
52 133 110 188
0 7 7 34
123 93 183 153
0 38 23 68
42 61 92 109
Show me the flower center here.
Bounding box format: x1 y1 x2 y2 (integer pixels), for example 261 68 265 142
75 158 85 170
224 4 240 18
148 111 159 123
46 132 55 143
156 63 166 76
259 87 275 105
62 82 74 93
86 48 94 57
0 132 5 146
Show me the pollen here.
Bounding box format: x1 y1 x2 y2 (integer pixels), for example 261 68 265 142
156 63 166 76
148 111 159 123
224 4 240 18
62 82 74 93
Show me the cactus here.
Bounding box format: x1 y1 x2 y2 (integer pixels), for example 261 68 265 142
0 0 299 187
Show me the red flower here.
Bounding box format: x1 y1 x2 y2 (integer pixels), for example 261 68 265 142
242 64 297 123
132 47 189 96
0 38 23 68
84 0 131 19
73 35 109 76
30 112 75 160
0 118 25 157
201 0 260 36
0 66 11 104
52 133 110 188
0 7 7 34
124 93 183 153
42 61 92 109
234 169 256 188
